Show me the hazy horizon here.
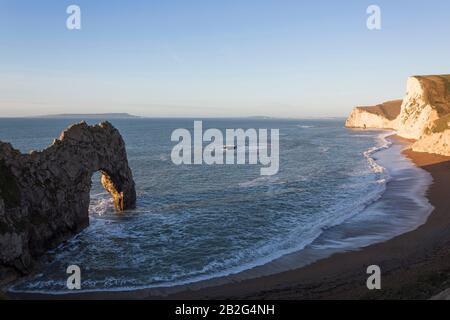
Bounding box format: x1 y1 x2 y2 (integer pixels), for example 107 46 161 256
1 0 449 117
0 112 347 120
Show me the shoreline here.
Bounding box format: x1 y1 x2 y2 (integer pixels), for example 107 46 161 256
171 144 450 300
7 135 450 299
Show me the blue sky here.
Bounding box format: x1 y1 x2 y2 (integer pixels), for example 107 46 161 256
0 0 449 117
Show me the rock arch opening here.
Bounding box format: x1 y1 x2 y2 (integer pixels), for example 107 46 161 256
89 170 125 213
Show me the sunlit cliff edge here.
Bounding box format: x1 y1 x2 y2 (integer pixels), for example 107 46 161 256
346 75 450 156
345 100 402 130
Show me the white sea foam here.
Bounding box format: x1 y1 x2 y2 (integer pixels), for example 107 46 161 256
363 132 393 175
238 175 281 187
159 153 169 161
318 146 330 153
89 194 113 216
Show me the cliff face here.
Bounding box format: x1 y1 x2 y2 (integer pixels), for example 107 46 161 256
345 100 402 129
411 114 450 156
397 75 450 139
346 75 450 157
0 121 136 285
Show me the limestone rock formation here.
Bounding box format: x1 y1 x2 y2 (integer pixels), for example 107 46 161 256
411 114 450 156
346 75 450 157
397 75 450 139
345 100 402 129
0 121 136 285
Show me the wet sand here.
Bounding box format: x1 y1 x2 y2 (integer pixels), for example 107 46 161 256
8 137 450 300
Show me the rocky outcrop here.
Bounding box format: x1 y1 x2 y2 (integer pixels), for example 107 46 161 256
0 121 136 285
346 75 450 157
345 100 402 129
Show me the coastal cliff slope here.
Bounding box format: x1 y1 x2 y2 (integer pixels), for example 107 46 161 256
346 75 450 157
0 121 136 285
397 75 450 139
345 100 402 129
411 114 450 156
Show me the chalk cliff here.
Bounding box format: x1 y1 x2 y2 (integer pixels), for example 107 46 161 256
411 114 450 156
345 100 402 129
346 75 450 157
0 121 136 285
397 75 450 139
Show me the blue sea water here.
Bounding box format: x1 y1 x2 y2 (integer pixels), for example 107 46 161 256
0 118 432 293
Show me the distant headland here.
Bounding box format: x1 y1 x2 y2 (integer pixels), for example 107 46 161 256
34 113 141 119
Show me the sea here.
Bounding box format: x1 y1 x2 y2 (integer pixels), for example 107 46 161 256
0 118 433 293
